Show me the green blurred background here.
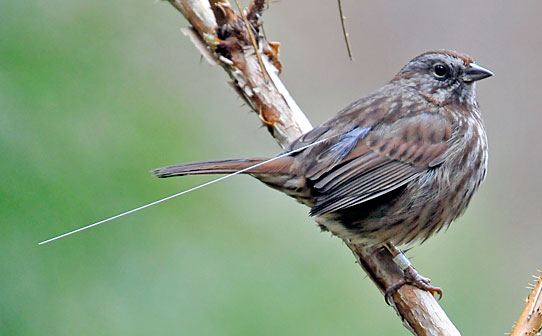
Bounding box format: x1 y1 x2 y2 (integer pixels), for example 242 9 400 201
2 0 542 334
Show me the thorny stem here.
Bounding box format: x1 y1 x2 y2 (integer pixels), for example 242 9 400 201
510 271 542 336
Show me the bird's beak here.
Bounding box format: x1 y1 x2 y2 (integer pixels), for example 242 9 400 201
463 63 494 82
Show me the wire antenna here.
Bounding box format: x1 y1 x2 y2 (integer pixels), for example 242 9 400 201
38 137 329 246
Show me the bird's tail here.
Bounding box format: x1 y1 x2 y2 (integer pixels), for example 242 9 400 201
151 158 271 178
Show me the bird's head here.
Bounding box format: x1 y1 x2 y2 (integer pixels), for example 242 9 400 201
394 50 493 107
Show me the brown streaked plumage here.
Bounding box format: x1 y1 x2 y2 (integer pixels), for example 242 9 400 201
153 50 493 294
154 50 491 246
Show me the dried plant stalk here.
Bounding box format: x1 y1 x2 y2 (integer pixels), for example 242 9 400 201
169 0 312 147
511 271 542 336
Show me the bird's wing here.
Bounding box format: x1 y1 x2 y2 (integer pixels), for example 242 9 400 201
308 112 453 216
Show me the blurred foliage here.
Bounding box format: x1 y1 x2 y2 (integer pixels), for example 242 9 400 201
2 0 541 335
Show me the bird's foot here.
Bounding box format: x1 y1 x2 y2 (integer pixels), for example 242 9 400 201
385 266 442 305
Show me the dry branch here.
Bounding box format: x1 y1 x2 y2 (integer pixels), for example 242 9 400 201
165 0 460 334
511 271 542 336
337 0 353 60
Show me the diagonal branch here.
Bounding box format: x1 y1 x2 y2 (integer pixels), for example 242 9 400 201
166 0 460 334
510 270 542 336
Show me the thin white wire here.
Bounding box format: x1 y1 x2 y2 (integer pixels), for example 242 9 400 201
38 138 329 246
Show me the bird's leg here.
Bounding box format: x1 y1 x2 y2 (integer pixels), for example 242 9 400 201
383 242 442 304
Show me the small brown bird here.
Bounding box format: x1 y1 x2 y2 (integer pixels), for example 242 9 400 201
153 50 493 296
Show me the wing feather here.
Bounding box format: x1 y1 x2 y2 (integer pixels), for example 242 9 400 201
307 112 453 216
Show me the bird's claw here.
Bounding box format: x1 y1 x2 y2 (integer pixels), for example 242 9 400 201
384 266 442 305
385 278 406 305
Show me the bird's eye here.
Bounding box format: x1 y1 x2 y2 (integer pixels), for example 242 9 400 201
433 64 449 78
